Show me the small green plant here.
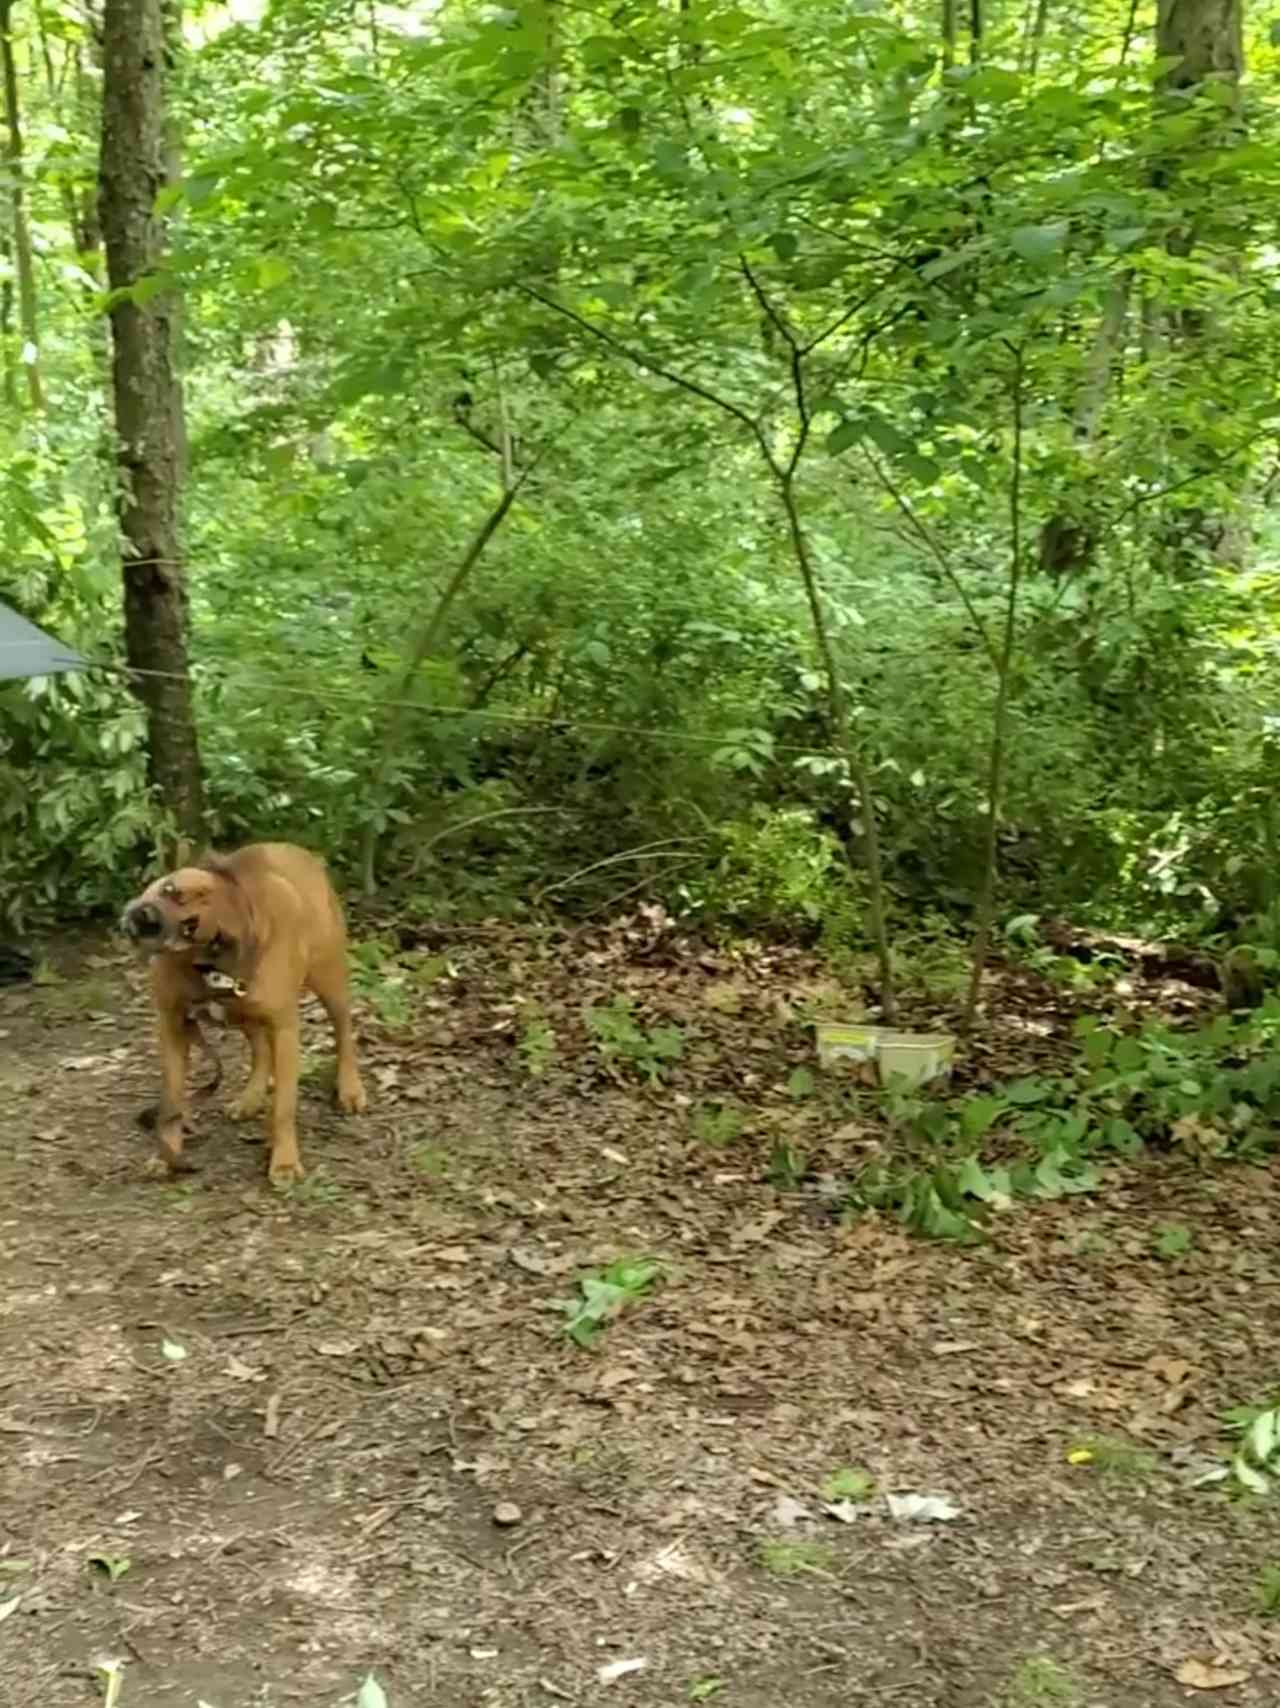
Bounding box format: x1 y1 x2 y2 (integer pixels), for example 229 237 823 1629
558 1257 663 1347
1225 1402 1280 1493
1006 1654 1080 1705
88 1554 131 1582
690 1100 746 1145
766 1141 808 1189
277 1172 343 1207
1153 1223 1193 1260
1255 1563 1280 1616
820 1466 875 1502
894 911 972 998
688 1678 724 1701
758 1540 836 1578
357 1675 389 1708
785 1066 816 1100
407 1141 449 1180
517 1008 558 1078
349 937 414 1029
1066 1434 1158 1479
851 1148 1098 1244
585 996 685 1083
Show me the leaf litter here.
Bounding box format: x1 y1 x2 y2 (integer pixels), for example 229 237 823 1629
1 918 1278 1705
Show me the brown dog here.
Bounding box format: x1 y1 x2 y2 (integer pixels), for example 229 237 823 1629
121 842 367 1183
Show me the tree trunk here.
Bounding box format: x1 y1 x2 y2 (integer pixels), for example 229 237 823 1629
1156 0 1242 89
777 473 897 1022
964 349 1025 1031
100 0 203 843
0 0 44 411
1154 0 1245 564
0 230 14 408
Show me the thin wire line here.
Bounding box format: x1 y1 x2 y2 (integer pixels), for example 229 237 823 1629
72 659 847 759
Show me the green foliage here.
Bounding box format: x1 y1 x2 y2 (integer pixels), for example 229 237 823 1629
1254 1564 1280 1616
1005 1655 1081 1706
678 807 860 939
844 1001 1280 1241
558 1258 663 1349
757 1541 836 1579
689 1101 747 1146
516 1006 558 1078
585 997 686 1083
820 1467 875 1503
7 0 1280 958
1225 1404 1280 1495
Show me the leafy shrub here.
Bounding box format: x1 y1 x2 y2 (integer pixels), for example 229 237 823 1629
675 805 861 939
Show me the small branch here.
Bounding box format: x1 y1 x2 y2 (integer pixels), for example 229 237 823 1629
410 807 576 875
740 252 797 351
535 838 706 903
515 281 774 467
801 279 898 359
963 346 1025 1032
861 452 999 668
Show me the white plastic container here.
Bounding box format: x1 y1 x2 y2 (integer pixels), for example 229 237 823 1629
876 1030 955 1088
814 1020 955 1088
814 1021 886 1068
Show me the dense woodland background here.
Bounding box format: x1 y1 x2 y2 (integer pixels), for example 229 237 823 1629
1 0 1278 986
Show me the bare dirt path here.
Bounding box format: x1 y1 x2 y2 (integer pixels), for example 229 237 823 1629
2 928 1279 1708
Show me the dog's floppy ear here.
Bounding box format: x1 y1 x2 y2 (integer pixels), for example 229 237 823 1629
200 855 260 982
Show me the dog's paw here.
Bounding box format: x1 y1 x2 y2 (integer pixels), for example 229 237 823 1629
336 1076 368 1115
268 1153 305 1187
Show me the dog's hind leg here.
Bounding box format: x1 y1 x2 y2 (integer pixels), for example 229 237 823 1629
308 950 367 1115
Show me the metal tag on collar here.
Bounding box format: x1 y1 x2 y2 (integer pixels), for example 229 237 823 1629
204 969 247 998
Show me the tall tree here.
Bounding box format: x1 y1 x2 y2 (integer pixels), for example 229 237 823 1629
0 0 44 410
99 0 203 842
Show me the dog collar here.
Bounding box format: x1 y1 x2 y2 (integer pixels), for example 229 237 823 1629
198 966 248 998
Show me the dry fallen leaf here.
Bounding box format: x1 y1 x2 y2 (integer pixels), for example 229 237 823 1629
597 1659 646 1684
1174 1657 1251 1690
770 1493 811 1527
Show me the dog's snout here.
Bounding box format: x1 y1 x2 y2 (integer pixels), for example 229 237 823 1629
125 902 162 938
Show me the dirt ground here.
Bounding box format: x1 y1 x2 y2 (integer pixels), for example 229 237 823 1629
2 919 1280 1708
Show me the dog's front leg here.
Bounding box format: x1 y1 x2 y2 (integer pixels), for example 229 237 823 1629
266 1020 304 1184
156 1006 196 1172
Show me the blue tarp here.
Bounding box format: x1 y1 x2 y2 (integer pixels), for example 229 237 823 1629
0 599 86 680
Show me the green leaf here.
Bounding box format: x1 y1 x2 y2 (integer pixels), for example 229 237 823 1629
786 1066 815 1099
689 1681 724 1703
357 1676 389 1708
960 1095 1005 1141
1154 1223 1192 1259
184 172 221 208
256 255 291 290
161 1338 187 1361
88 1554 131 1582
652 139 686 176
862 416 914 458
902 452 941 484
1234 1451 1269 1495
826 420 862 456
769 231 798 262
1247 1408 1280 1465
820 1466 875 1502
1009 223 1068 265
